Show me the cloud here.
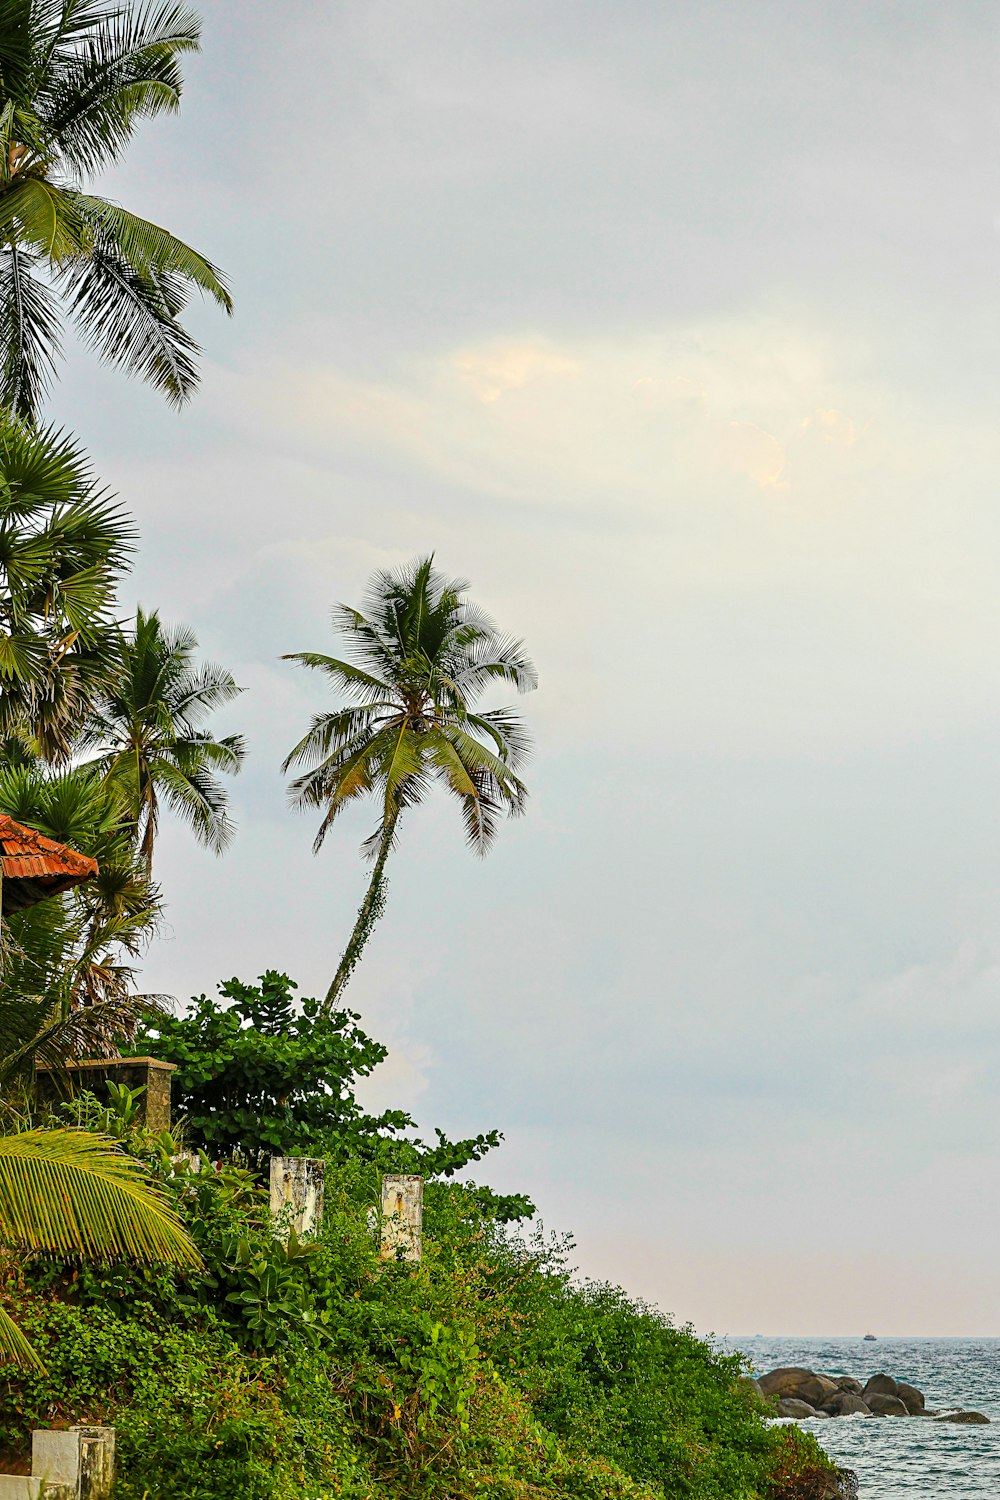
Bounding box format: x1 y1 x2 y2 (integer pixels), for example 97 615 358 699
189 307 1000 764
455 343 581 403
213 314 874 515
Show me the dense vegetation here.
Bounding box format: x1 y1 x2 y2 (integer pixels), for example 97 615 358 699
1 974 834 1500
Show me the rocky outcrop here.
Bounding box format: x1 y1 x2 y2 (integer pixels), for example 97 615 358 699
760 1366 990 1424
827 1474 860 1500
862 1373 897 1401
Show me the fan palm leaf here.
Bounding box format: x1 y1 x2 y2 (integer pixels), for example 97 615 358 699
0 416 133 759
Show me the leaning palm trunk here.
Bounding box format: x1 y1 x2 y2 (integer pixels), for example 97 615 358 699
324 805 399 1012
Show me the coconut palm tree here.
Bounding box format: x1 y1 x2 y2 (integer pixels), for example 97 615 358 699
0 413 133 761
282 555 536 1011
81 607 245 871
0 0 231 418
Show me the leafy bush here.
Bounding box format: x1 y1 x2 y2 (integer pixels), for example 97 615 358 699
133 973 528 1205
0 1278 369 1500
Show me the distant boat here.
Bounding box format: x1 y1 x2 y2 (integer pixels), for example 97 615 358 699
864 1333 877 1341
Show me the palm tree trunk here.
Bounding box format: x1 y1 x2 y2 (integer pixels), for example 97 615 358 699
139 752 155 874
323 805 399 1014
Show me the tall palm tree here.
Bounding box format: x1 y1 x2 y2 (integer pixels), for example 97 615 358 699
81 606 245 870
0 0 231 418
0 412 133 761
282 555 536 1011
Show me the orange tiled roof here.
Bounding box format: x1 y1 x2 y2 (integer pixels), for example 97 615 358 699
0 815 97 902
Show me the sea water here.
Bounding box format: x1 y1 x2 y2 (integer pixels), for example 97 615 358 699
728 1337 1000 1498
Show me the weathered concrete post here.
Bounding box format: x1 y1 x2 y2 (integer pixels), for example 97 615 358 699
269 1157 325 1238
31 1425 115 1499
379 1174 423 1262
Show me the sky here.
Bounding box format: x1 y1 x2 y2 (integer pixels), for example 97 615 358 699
46 0 1000 1336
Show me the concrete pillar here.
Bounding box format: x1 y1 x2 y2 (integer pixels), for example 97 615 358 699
269 1157 324 1238
380 1174 423 1262
30 1426 114 1499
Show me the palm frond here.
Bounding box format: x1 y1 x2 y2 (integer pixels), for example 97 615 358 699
58 244 199 404
152 755 234 854
0 1303 43 1369
0 994 146 1087
280 705 389 775
73 195 230 306
43 3 202 173
281 650 393 706
0 177 88 261
0 242 62 417
452 633 539 697
0 1126 200 1265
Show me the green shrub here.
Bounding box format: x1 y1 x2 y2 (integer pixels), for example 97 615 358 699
0 1281 370 1499
132 973 530 1211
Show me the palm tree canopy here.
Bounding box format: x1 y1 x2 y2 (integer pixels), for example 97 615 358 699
282 555 537 857
0 414 133 759
0 0 231 417
81 605 246 865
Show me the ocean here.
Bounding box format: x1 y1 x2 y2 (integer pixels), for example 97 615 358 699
728 1337 1000 1498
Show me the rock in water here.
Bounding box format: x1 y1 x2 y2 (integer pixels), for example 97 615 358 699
821 1390 871 1416
759 1367 828 1407
862 1373 898 1400
896 1381 926 1415
777 1397 819 1419
866 1392 910 1417
933 1410 990 1424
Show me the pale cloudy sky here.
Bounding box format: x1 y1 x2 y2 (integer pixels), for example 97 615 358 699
49 1 1000 1335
